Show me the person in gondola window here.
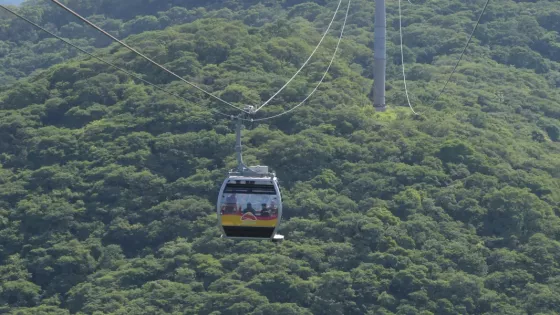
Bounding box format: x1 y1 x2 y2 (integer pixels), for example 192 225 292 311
260 203 270 217
270 200 278 216
243 202 256 215
224 194 237 213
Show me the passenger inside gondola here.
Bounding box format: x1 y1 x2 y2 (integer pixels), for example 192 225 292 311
270 200 278 216
243 202 256 215
260 203 270 217
223 194 237 213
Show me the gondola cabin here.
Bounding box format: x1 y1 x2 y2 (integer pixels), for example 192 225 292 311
217 166 283 241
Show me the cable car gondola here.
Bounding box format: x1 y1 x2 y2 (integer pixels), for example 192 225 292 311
217 170 283 241
217 107 284 242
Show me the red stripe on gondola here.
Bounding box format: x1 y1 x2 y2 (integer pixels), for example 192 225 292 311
221 214 278 220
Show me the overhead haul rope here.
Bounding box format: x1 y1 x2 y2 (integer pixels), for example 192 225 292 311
254 0 344 113
49 0 252 114
398 0 418 115
426 0 491 106
8 0 348 123
51 0 350 122
0 4 234 119
252 0 351 122
50 0 345 116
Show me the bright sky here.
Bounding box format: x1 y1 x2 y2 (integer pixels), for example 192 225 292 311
0 0 23 5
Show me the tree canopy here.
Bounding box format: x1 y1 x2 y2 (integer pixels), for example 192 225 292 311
1 0 560 314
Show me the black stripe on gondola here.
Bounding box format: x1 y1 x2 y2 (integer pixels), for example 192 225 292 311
223 226 275 238
225 184 276 190
224 184 277 195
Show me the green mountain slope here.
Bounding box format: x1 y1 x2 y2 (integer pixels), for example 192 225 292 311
1 0 560 314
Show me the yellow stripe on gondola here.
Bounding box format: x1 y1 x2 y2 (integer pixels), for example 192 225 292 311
221 215 278 227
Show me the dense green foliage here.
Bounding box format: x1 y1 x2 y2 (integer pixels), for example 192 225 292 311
1 0 560 314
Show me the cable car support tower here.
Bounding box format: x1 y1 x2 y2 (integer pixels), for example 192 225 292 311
373 0 387 112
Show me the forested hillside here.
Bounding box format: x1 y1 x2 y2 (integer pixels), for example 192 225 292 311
1 0 560 314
